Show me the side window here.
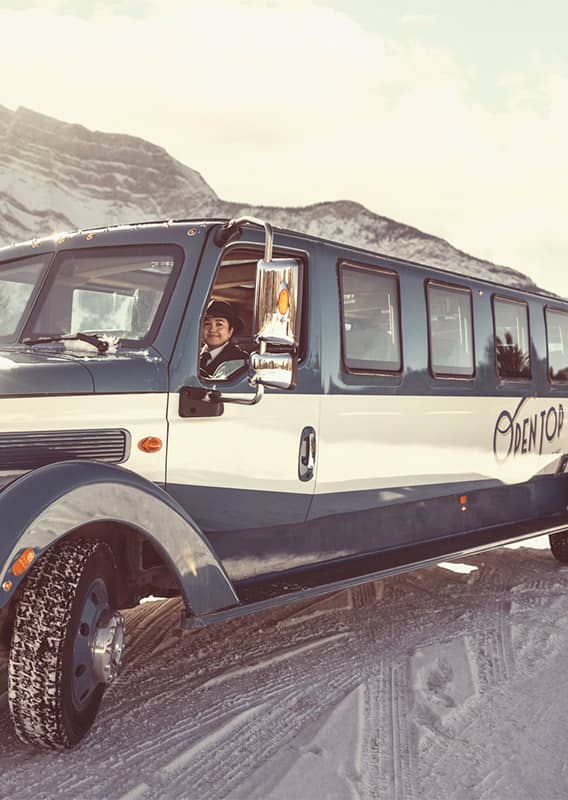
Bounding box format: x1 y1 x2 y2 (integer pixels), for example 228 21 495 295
340 263 401 373
0 254 51 342
493 297 531 380
200 246 303 382
545 308 568 382
427 282 474 377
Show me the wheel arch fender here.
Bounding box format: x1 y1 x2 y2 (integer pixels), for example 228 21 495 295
0 460 239 615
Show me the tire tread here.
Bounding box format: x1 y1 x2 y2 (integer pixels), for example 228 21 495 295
8 538 110 749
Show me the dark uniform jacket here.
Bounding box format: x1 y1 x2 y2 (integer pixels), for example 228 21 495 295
200 341 248 377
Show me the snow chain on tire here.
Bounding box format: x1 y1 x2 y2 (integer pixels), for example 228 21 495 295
8 538 117 749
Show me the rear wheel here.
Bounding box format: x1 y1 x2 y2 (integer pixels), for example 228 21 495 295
549 531 568 564
8 538 124 749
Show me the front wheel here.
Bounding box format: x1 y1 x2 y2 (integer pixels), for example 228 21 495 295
550 531 568 564
8 538 124 749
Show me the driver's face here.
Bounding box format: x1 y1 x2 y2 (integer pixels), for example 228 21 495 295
202 316 233 349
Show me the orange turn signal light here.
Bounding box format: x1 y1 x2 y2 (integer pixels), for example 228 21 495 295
459 495 467 505
12 548 35 577
138 436 163 453
2 581 12 592
277 287 290 315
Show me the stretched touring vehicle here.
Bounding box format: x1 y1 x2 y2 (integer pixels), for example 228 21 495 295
1 216 567 749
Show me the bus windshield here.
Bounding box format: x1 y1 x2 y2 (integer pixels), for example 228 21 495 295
0 254 52 343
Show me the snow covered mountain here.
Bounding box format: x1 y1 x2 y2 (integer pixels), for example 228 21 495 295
0 105 538 291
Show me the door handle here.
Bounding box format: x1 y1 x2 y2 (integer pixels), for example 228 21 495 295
299 426 316 481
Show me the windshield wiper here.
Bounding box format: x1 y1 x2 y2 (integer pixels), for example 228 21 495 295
22 332 110 353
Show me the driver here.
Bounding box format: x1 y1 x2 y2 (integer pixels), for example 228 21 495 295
200 300 247 377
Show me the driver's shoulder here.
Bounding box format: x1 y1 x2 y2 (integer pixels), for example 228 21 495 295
224 342 248 360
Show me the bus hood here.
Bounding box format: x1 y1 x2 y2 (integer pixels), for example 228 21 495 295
0 349 94 396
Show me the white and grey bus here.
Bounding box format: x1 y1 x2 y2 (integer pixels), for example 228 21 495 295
0 216 567 749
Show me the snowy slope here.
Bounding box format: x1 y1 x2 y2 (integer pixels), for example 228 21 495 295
0 105 217 243
1 538 567 799
0 106 540 293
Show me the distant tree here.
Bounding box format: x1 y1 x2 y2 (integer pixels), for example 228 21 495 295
496 331 531 378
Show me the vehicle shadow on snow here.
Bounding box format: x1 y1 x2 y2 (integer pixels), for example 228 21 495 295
0 543 566 800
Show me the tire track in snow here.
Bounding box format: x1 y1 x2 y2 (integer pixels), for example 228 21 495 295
104 631 350 787
415 549 568 793
198 632 349 689
160 642 361 798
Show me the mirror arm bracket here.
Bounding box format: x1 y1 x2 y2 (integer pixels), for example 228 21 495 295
217 341 267 406
214 217 274 261
220 382 264 406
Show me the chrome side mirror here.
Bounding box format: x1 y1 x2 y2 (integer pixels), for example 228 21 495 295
254 258 301 349
249 220 300 391
249 350 297 391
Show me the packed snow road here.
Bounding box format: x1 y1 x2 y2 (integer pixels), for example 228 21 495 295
1 539 567 800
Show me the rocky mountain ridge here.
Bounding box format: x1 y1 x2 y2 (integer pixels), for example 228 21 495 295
0 105 539 292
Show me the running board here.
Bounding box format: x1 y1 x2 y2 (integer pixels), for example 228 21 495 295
183 515 568 630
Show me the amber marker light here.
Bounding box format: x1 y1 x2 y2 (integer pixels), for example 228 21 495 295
459 495 468 512
138 436 163 453
2 581 12 592
277 286 290 315
12 548 35 577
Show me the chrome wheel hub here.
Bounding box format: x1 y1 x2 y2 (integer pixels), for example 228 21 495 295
91 610 125 684
72 577 125 710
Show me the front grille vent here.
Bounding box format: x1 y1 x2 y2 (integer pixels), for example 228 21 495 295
0 429 129 471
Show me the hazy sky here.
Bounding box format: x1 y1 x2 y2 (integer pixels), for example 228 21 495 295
1 0 567 295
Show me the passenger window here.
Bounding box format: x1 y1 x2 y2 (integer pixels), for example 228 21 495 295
427 283 474 377
340 264 401 373
545 308 568 382
493 298 531 380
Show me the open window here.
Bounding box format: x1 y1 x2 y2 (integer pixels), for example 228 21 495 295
200 245 304 382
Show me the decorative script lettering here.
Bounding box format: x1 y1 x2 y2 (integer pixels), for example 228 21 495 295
493 399 564 462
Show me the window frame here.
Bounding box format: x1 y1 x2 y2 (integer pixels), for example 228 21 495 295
492 294 532 382
22 244 184 348
425 279 476 380
338 260 403 377
544 304 568 384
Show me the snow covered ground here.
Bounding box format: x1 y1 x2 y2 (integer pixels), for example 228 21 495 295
1 537 567 800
